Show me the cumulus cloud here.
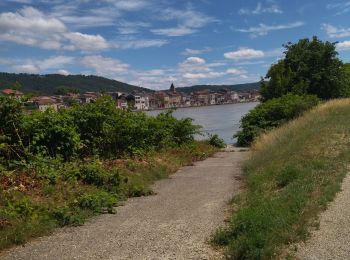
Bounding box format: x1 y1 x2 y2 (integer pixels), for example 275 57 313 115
57 69 70 76
64 32 110 51
10 55 75 74
0 7 110 51
224 48 265 60
322 24 350 38
236 22 304 37
336 40 350 51
81 55 130 76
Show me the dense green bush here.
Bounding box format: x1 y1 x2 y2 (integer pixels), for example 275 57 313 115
0 96 25 162
0 96 200 161
24 109 81 160
235 94 319 146
208 134 226 148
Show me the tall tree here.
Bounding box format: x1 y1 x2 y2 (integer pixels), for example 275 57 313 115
261 36 348 101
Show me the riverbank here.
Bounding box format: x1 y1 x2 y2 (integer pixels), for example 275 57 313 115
213 99 350 259
144 100 258 112
0 141 218 252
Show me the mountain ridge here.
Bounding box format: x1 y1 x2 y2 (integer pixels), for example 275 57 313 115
0 72 260 95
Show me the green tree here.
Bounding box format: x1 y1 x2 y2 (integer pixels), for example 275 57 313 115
261 37 348 101
54 86 79 95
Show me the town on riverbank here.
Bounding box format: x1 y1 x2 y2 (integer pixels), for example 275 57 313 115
1 83 260 112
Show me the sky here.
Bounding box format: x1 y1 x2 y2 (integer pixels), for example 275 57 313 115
0 0 350 90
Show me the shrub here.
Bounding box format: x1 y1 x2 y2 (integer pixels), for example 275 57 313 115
0 96 25 161
235 94 319 146
78 191 117 213
24 109 81 160
208 134 226 148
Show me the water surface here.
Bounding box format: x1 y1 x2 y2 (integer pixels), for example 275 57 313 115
147 102 258 144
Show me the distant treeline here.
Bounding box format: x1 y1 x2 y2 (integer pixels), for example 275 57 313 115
176 82 261 93
0 73 152 95
0 72 261 96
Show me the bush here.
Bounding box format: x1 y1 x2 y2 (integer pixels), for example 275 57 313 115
208 134 226 148
24 109 81 160
0 96 25 162
78 191 117 213
235 94 319 146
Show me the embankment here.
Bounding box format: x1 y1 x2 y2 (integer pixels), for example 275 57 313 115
213 99 350 259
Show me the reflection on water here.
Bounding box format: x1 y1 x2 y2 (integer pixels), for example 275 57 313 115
147 102 258 144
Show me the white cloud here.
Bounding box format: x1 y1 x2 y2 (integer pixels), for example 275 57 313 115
118 39 168 49
39 56 75 70
181 47 211 56
0 7 66 33
12 64 39 74
326 1 350 15
236 22 304 37
322 24 350 38
112 0 149 11
151 7 215 37
183 71 225 79
0 7 111 51
226 68 247 75
81 55 130 76
9 55 75 74
224 48 265 60
336 40 350 51
64 32 110 51
239 2 283 15
57 69 70 76
151 27 197 37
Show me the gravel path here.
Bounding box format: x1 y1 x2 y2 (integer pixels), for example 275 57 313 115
1 148 248 260
296 174 350 260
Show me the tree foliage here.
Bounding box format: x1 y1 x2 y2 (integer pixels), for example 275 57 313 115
235 94 320 146
261 37 349 101
0 96 200 162
0 73 152 95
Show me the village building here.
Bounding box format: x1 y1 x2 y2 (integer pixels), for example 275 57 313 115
32 96 58 112
117 94 128 109
1 89 24 99
126 94 149 110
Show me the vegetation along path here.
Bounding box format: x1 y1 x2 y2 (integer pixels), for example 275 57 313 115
1 147 248 260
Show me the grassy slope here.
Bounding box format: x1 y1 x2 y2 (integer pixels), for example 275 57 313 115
213 99 350 259
0 142 218 251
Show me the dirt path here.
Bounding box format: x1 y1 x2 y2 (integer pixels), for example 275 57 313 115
1 147 248 260
296 174 350 260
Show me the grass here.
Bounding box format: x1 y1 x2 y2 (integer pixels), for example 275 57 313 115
0 141 218 251
213 99 350 259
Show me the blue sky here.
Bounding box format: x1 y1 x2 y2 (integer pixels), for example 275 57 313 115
0 0 350 90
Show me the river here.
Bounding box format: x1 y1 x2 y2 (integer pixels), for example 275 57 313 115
147 102 258 144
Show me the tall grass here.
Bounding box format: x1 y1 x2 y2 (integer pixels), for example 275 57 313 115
213 99 350 259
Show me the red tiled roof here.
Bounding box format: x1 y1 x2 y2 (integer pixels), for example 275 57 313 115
1 89 24 95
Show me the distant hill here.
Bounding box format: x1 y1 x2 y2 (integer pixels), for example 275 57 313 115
0 73 152 95
176 82 261 93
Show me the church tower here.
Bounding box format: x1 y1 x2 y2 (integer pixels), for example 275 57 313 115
170 83 176 93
